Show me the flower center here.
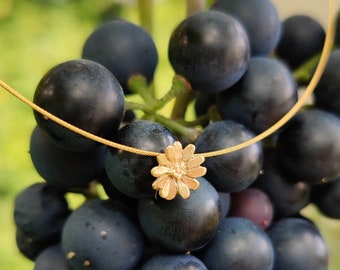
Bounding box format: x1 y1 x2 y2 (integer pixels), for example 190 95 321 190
169 162 186 180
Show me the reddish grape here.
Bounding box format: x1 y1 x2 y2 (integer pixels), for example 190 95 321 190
228 188 274 229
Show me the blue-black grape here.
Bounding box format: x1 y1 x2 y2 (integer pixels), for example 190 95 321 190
216 56 297 134
252 148 311 219
138 177 221 253
30 126 106 189
61 199 144 270
15 228 56 261
98 170 139 209
311 177 340 219
314 49 340 115
275 15 325 69
218 191 231 218
267 217 328 270
34 244 72 270
105 120 177 198
194 92 216 126
195 120 263 193
33 59 125 152
168 10 250 93
199 217 274 270
140 254 207 270
276 108 340 184
211 0 281 56
335 10 340 47
13 182 70 242
82 20 158 93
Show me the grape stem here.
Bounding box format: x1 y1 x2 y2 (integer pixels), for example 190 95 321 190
127 75 155 106
293 52 322 83
69 181 101 201
127 74 192 113
126 75 203 142
154 113 201 143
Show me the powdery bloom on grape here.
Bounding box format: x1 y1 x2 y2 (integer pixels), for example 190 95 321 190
151 141 207 200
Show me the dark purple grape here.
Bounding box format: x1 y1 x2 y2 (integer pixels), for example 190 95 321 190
168 10 250 93
30 126 105 189
314 49 340 116
218 191 231 218
105 120 177 198
194 120 263 193
311 177 340 219
228 187 273 229
122 109 136 123
252 149 311 218
15 228 56 261
211 0 281 56
13 183 70 242
98 170 139 209
199 217 274 270
335 10 340 47
136 244 168 269
276 108 340 184
34 244 72 270
267 218 328 270
194 92 216 125
138 177 221 253
216 56 297 134
82 20 158 93
33 59 125 152
61 199 144 270
140 254 207 270
275 15 325 69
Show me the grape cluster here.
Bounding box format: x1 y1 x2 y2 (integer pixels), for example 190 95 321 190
12 1 340 269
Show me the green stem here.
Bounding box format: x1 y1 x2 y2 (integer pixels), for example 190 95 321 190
127 75 191 114
293 53 321 84
177 114 210 127
154 114 201 144
207 104 221 122
177 105 220 127
69 181 101 201
127 75 155 105
170 86 196 120
125 101 148 112
154 75 191 111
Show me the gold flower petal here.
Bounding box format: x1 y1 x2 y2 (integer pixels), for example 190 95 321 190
151 141 207 200
157 154 173 167
177 180 190 199
187 166 207 178
180 175 200 190
187 155 205 169
151 166 170 177
159 178 178 200
182 144 196 162
173 141 183 161
152 174 170 189
165 145 176 163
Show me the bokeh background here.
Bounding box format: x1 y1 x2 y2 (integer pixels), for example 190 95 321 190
0 0 339 269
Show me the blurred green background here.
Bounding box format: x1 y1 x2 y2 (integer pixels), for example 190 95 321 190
0 0 339 269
